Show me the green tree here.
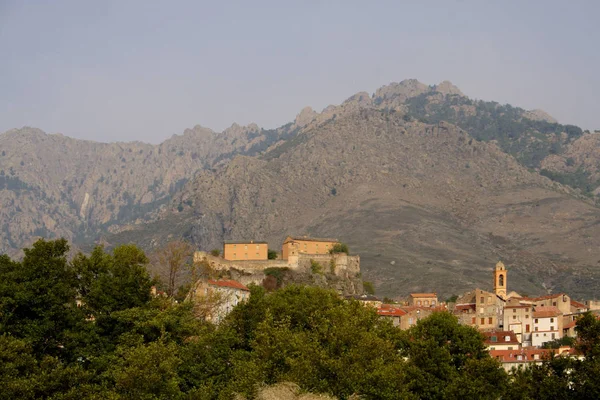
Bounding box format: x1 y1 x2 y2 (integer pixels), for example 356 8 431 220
329 243 349 254
363 280 375 295
267 249 278 259
0 239 82 358
83 244 154 316
401 312 508 399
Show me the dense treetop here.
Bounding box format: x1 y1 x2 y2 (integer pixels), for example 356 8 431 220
1 239 600 399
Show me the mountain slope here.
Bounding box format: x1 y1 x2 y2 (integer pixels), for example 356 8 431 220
109 106 600 298
0 122 296 255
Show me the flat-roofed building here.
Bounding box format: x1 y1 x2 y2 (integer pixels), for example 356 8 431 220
281 236 339 260
409 293 438 307
503 304 534 346
223 240 268 261
532 306 563 347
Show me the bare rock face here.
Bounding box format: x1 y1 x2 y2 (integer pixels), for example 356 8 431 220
0 122 291 256
3 78 600 300
433 80 464 96
523 109 558 123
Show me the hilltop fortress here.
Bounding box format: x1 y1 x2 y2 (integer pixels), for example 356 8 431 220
193 236 362 294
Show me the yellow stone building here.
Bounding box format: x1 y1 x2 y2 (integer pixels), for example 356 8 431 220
281 236 339 260
223 240 268 261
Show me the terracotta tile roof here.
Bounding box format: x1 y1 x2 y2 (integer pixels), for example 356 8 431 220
490 348 551 363
504 305 530 309
224 240 268 244
285 236 338 243
533 306 561 318
410 293 437 298
208 279 250 291
571 300 587 309
564 320 577 329
377 306 407 317
483 330 520 345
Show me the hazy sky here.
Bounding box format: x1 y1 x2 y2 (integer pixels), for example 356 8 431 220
1 1 599 143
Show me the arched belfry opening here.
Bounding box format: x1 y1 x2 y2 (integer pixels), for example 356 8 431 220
494 261 507 299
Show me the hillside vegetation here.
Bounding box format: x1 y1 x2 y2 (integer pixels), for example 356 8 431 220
2 239 600 399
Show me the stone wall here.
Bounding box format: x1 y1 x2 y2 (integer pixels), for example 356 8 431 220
192 250 363 296
193 251 360 278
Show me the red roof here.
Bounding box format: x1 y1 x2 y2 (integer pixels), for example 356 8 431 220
533 306 561 318
571 300 587 309
483 330 519 345
377 306 407 317
490 348 550 363
208 279 250 291
564 320 577 329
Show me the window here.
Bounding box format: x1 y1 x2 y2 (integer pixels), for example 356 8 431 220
550 326 554 331
417 301 421 305
552 333 556 339
526 315 529 319
233 244 236 248
513 309 516 313
432 301 436 306
256 253 259 256
526 324 530 332
499 274 504 286
491 336 498 342
256 245 259 249
488 317 493 324
244 253 248 258
535 319 538 323
471 317 476 324
233 253 236 258
480 297 484 303
550 318 554 323
481 318 485 325
535 327 538 331
553 302 557 306
424 300 429 306
543 333 546 337
513 315 516 320
480 308 484 314
526 308 529 312
244 245 248 250
508 346 513 350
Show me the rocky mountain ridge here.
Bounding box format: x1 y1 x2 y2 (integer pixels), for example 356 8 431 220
3 79 600 299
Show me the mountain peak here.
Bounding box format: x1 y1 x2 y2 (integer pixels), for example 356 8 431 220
294 106 317 128
433 80 464 96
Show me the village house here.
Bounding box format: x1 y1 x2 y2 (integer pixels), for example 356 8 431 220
489 347 576 372
377 304 444 330
346 294 382 308
532 306 563 347
503 302 533 346
281 236 339 260
483 330 520 351
223 240 268 261
408 293 438 307
454 288 505 331
187 279 250 323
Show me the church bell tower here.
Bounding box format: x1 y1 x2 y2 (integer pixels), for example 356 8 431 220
494 261 507 299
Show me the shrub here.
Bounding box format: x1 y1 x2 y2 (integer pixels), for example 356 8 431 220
310 260 323 274
363 281 375 295
267 249 278 260
329 243 349 254
210 249 221 257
